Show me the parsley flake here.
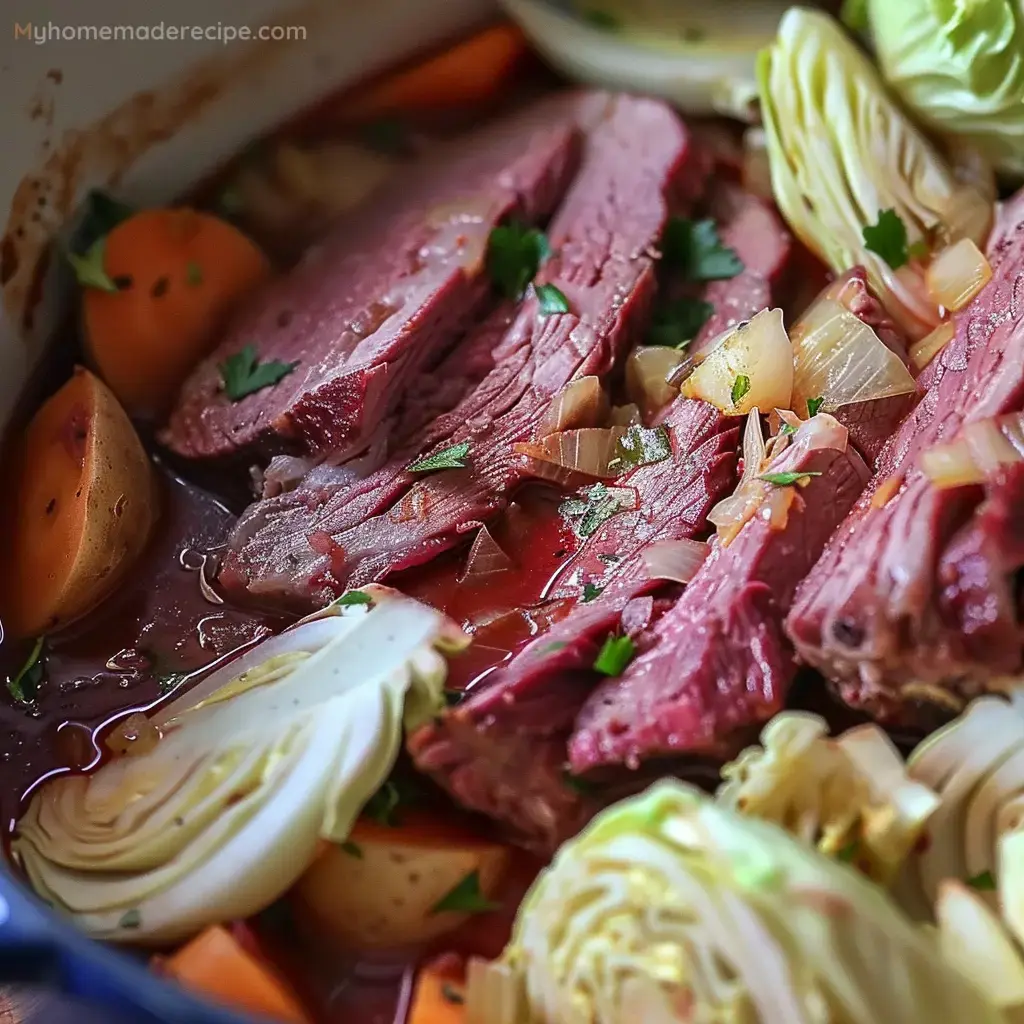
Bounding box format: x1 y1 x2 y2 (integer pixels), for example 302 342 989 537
731 374 751 406
759 470 823 486
68 238 119 293
840 0 869 31
333 589 373 607
363 776 421 827
779 423 797 437
647 298 714 348
967 869 997 891
581 8 621 30
430 870 500 915
593 634 635 676
560 483 630 539
837 838 859 863
863 208 914 270
663 217 744 281
486 222 551 298
582 582 604 603
407 441 471 474
535 282 570 316
186 260 203 286
218 345 297 401
616 424 671 470
119 909 142 930
441 984 465 1006
562 769 600 796
8 637 45 704
340 840 363 859
68 189 134 256
807 396 825 418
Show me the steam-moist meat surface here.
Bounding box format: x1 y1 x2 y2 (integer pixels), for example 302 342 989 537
571 415 870 772
407 398 738 850
787 198 1024 719
161 97 585 462
219 93 704 608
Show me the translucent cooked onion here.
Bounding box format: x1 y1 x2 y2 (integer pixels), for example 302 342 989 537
926 239 993 313
538 377 608 438
790 296 916 415
460 525 514 580
641 538 709 584
909 322 956 371
682 308 793 416
708 410 768 544
625 347 683 420
514 427 625 479
105 713 161 758
919 444 986 489
919 414 1024 488
608 403 641 427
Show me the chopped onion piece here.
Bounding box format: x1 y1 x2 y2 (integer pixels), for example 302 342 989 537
106 713 161 758
709 410 768 545
909 322 955 371
625 347 683 419
682 308 793 416
964 419 1024 474
790 297 916 415
514 427 625 479
920 443 986 489
608 403 641 427
538 376 608 438
764 485 798 531
741 407 767 480
920 414 1024 489
460 525 514 581
926 239 993 313
641 538 709 584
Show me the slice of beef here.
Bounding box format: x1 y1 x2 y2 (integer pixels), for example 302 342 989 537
407 398 738 850
786 204 1024 719
570 414 870 771
160 96 586 463
219 94 703 609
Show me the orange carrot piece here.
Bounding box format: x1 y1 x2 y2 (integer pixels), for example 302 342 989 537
158 925 311 1024
82 208 270 418
343 23 528 122
408 961 467 1024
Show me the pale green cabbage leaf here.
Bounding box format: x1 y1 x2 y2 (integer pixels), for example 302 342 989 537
469 780 1002 1024
868 0 1024 178
758 8 995 338
14 595 458 944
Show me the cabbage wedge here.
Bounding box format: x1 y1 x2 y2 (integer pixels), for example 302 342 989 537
869 0 1024 179
718 711 938 884
758 8 994 338
14 594 461 944
467 780 1002 1024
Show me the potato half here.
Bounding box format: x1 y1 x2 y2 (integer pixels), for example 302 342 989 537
8 367 158 636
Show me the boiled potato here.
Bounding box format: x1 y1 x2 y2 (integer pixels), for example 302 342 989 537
8 367 158 636
290 816 510 950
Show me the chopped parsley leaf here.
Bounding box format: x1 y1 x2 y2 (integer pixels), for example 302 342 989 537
364 780 401 827
731 374 751 406
68 189 134 256
8 636 45 704
441 984 466 1006
663 217 744 281
407 441 471 474
968 869 997 891
444 688 464 707
582 582 604 603
837 838 859 863
333 589 373 607
840 0 869 32
186 260 203 286
430 870 500 915
593 634 635 676
562 769 600 796
486 222 551 298
535 282 570 316
560 483 629 539
647 297 714 348
759 470 823 487
219 344 297 401
616 424 672 470
807 396 825 418
68 238 119 293
863 208 913 270
340 840 363 859
779 423 797 437
119 909 142 930
581 8 621 30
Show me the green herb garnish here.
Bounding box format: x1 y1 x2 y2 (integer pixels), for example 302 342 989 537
647 298 714 348
840 0 869 32
581 7 621 30
119 909 142 930
759 470 823 486
731 374 751 406
68 189 134 257
8 636 45 704
67 238 118 292
560 483 630 539
562 768 600 796
156 671 187 697
539 641 568 656
535 282 570 316
430 870 500 915
862 208 914 270
218 344 297 401
340 840 363 859
407 441 471 474
486 222 551 298
663 217 744 281
186 260 203 286
616 424 672 470
363 780 401 826
807 396 825 417
837 838 859 863
333 589 373 607
593 634 635 676
582 582 604 603
967 869 997 891
441 984 465 1006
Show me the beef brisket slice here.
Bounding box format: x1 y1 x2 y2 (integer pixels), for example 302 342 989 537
786 203 1024 714
407 398 738 849
571 415 870 771
160 97 584 462
219 95 701 608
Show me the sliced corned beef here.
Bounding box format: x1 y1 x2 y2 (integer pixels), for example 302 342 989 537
407 398 738 849
160 96 585 462
219 94 702 608
786 202 1024 719
570 414 870 771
